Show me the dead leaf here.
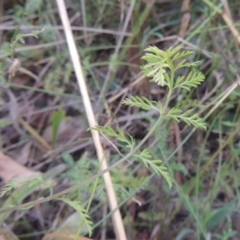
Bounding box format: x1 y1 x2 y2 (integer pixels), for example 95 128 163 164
11 72 32 86
0 151 41 183
8 58 21 78
16 142 32 165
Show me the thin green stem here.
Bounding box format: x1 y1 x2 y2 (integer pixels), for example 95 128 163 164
163 88 173 115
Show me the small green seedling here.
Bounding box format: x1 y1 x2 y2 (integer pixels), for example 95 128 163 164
93 45 207 188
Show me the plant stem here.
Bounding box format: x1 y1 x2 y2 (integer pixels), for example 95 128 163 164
163 88 172 115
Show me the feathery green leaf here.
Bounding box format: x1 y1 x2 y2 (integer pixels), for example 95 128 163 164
91 126 135 149
166 108 206 129
0 176 46 198
175 60 202 70
91 126 126 142
141 46 171 86
166 45 184 58
141 62 169 86
172 49 193 61
123 96 159 111
143 46 166 58
58 198 93 236
134 149 172 188
174 71 205 90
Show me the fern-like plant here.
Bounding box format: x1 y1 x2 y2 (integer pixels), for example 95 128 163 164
93 45 206 188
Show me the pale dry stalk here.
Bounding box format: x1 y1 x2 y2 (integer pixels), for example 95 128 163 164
56 1 127 239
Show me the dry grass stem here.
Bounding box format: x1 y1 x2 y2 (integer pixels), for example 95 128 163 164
56 0 127 239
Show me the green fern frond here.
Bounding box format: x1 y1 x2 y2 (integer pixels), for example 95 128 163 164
91 126 126 142
0 176 45 198
174 71 205 90
123 96 161 112
141 53 164 63
143 46 166 58
58 197 93 236
166 108 182 116
175 60 202 70
166 45 184 58
143 44 186 62
123 96 153 110
141 46 171 86
113 175 147 202
134 149 172 188
172 49 193 61
91 126 135 149
175 99 200 110
141 45 205 91
150 160 172 188
166 108 206 129
180 109 206 129
0 179 19 197
127 134 136 149
138 149 152 160
141 63 169 86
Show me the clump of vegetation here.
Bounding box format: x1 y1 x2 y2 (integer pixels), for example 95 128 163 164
93 45 206 189
0 1 240 240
